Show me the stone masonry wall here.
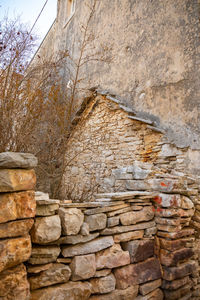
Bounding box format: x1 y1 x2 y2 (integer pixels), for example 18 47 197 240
1 152 200 299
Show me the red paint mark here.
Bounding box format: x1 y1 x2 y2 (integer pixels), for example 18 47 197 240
154 196 162 205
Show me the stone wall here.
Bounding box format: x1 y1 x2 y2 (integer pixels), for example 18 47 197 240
0 152 37 300
1 152 200 299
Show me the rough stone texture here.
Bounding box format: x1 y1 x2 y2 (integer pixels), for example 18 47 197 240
85 213 107 231
0 191 36 224
162 276 190 290
31 215 61 244
114 257 162 289
54 232 99 245
107 216 119 227
59 207 84 235
0 169 36 192
101 221 156 235
62 236 114 257
139 279 162 295
114 230 144 243
96 244 130 269
163 283 192 300
27 263 53 274
90 273 116 294
0 152 38 169
70 254 96 281
36 204 59 216
80 222 90 235
0 235 31 272
136 288 163 300
89 285 139 300
29 263 71 290
159 238 187 251
121 239 154 263
29 246 60 265
120 206 154 225
0 263 30 300
160 248 194 266
30 281 92 300
94 269 111 278
0 219 34 238
162 260 197 281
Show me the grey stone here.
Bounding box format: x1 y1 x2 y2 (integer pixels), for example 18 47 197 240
59 208 84 235
29 246 60 265
31 215 61 244
70 254 96 281
85 213 107 231
0 152 38 169
101 221 156 235
62 236 114 257
53 232 99 245
80 222 90 235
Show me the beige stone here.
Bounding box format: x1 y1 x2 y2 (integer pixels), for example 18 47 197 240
36 204 59 216
90 273 116 294
107 216 120 227
80 222 90 235
85 213 107 231
30 281 92 300
96 244 130 269
0 152 38 169
157 224 182 232
0 191 36 224
107 206 142 217
27 263 53 274
31 215 61 244
62 236 114 257
120 206 154 225
157 228 194 239
114 230 144 243
59 207 84 235
0 168 36 192
89 285 139 300
70 254 96 281
29 263 71 290
101 220 156 235
94 269 111 278
0 235 31 272
0 263 30 300
29 245 60 265
136 288 163 300
95 191 154 200
0 219 34 238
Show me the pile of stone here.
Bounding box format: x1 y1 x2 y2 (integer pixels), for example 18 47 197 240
0 152 37 300
154 191 197 299
27 190 163 299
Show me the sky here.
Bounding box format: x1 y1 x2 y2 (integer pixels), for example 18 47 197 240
0 0 57 43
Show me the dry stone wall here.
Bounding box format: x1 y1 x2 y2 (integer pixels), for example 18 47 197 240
0 152 200 299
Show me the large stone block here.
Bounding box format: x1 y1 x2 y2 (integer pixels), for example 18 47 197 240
120 206 154 225
59 208 84 235
31 215 61 244
0 263 30 300
70 254 96 281
30 281 92 300
162 276 190 290
136 288 163 300
0 219 34 238
85 213 107 231
114 257 162 289
89 285 139 300
0 169 36 192
101 220 156 235
36 204 59 216
160 248 194 267
121 239 154 263
0 235 31 272
159 238 187 251
90 274 116 294
0 152 38 169
153 194 193 209
54 232 99 245
163 283 192 300
162 260 197 281
0 191 36 223
29 245 60 265
96 244 130 269
29 263 71 290
62 236 114 257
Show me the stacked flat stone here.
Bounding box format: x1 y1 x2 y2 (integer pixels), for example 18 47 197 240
0 152 37 300
152 181 197 300
27 190 163 300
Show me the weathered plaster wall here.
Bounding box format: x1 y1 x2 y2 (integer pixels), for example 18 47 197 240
36 0 200 149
